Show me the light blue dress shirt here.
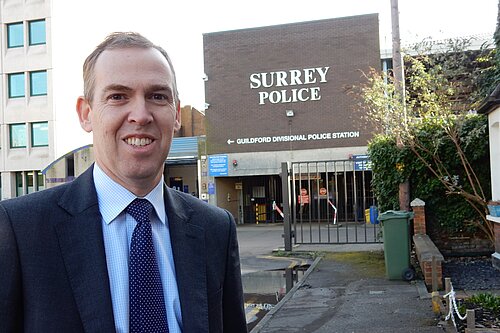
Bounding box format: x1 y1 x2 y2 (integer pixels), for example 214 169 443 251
94 164 182 333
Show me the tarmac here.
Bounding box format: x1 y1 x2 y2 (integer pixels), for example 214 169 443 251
250 243 447 333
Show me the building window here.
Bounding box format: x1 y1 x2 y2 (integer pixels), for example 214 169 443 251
29 19 46 45
15 171 44 196
7 22 23 48
26 172 34 194
30 71 47 96
15 172 23 197
37 172 45 191
31 122 48 147
10 123 26 148
8 73 25 98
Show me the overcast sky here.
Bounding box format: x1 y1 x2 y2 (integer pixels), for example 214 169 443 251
51 0 498 157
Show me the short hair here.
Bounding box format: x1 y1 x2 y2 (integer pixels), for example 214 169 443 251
82 32 179 104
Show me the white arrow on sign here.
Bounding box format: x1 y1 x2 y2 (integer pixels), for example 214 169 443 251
227 139 235 144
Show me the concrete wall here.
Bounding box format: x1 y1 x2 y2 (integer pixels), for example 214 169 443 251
74 146 94 176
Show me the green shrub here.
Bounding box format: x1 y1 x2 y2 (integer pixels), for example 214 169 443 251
368 114 490 234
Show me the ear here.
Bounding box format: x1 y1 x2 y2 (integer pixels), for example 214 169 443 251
173 101 181 132
76 96 93 133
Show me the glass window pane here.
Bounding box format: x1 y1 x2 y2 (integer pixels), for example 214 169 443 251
7 22 23 48
29 20 46 45
10 123 26 148
37 171 44 191
26 172 34 194
30 71 47 96
15 172 23 197
31 122 48 147
9 73 25 98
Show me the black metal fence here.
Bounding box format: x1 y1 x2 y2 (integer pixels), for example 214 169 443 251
282 160 382 246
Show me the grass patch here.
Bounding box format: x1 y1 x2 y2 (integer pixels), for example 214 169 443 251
272 250 323 260
325 251 386 278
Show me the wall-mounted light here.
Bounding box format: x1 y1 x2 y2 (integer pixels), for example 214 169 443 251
286 110 294 117
204 103 210 109
202 73 208 81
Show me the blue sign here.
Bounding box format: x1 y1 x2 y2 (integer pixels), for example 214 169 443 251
208 182 215 195
208 155 228 176
353 154 372 171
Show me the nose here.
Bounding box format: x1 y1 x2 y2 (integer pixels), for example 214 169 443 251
127 98 153 125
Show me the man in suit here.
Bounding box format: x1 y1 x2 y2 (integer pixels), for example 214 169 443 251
0 32 247 333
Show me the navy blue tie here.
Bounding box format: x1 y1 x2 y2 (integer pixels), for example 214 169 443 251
127 198 169 333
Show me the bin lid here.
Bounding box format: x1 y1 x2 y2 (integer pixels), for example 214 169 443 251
378 210 414 221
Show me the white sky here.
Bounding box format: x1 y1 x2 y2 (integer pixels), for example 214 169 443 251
51 0 498 157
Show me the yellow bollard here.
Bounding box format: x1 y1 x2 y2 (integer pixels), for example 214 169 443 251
431 291 441 314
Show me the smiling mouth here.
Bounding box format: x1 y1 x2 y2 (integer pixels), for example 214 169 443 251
126 137 153 146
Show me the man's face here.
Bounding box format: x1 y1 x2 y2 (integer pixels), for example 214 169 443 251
77 47 180 196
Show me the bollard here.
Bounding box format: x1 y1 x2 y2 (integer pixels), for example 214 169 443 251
431 291 441 314
466 309 475 329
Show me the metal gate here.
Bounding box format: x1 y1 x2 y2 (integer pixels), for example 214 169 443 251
281 160 382 247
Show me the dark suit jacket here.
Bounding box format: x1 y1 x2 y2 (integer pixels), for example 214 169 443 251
0 166 247 332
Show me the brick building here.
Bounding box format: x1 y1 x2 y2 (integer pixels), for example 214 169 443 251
202 14 380 223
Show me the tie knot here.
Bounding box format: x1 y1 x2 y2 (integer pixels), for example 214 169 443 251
126 198 153 224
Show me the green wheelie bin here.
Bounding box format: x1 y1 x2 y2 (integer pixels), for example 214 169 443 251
378 210 415 281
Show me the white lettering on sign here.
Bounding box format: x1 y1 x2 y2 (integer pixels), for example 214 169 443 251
226 131 360 145
250 67 330 105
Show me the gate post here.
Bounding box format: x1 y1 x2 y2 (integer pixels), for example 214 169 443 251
281 162 292 251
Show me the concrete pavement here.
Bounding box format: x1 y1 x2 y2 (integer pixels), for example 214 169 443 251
237 225 445 333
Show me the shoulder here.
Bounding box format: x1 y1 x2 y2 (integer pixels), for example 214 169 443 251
0 183 70 212
0 166 95 221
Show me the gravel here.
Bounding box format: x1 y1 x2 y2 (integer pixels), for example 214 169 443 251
442 256 500 291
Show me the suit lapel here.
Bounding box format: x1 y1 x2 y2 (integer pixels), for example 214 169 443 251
165 187 209 333
54 166 115 333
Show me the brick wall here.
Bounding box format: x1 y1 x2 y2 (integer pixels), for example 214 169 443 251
410 198 426 234
175 105 206 137
203 14 380 154
411 199 444 290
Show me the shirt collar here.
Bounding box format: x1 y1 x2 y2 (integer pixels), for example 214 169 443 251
93 163 166 225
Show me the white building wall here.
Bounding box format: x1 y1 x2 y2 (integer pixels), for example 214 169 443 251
489 107 500 200
0 0 54 199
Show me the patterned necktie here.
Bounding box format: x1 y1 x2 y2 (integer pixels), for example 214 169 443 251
127 198 169 333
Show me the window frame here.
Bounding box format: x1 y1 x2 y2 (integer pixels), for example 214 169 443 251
7 22 24 48
10 123 27 148
28 19 46 46
31 122 49 147
8 73 25 98
30 70 48 96
15 172 23 197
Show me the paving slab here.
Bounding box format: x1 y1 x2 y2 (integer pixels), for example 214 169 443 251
252 251 445 333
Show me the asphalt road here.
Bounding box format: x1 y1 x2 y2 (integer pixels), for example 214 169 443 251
236 223 308 274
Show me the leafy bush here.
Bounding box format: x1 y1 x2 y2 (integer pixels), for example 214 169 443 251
368 114 490 235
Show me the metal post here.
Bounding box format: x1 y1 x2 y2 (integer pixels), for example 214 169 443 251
281 162 292 251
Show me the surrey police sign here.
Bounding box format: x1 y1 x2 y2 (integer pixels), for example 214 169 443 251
203 14 380 154
249 67 330 105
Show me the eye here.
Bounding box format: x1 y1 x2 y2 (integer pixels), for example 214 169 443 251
108 94 125 101
151 93 168 101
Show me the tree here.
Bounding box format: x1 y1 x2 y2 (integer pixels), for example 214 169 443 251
360 37 496 242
